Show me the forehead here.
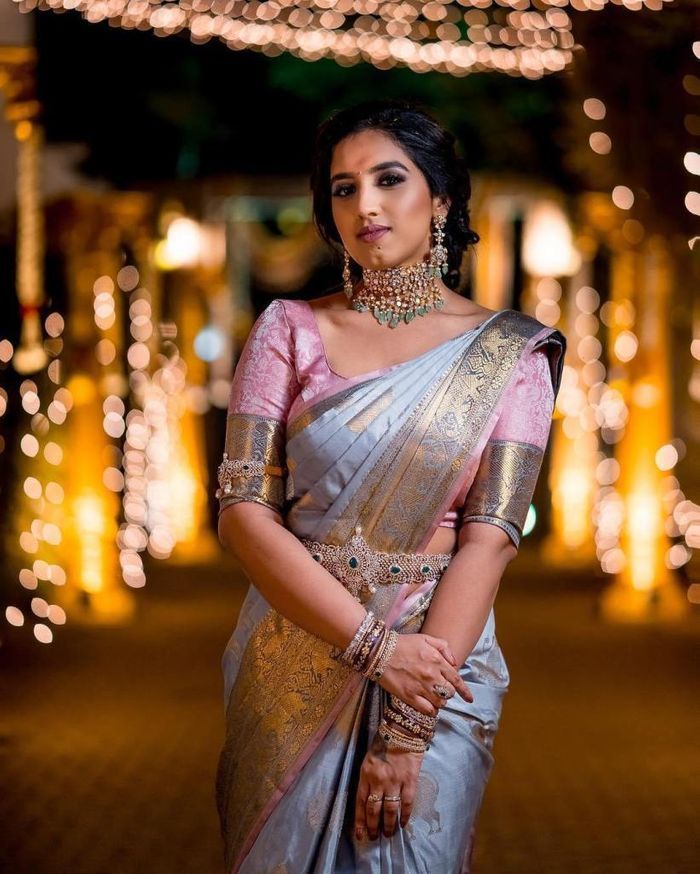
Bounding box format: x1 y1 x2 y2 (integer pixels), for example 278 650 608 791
330 129 415 175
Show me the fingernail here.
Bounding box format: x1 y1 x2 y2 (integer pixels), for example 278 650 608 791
355 828 364 841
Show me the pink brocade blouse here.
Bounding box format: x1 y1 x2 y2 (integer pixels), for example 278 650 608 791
227 298 556 531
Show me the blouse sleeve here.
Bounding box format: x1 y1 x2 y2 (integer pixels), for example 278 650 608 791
216 299 299 518
460 344 557 548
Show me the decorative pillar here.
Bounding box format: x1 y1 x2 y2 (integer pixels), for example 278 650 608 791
600 235 688 620
0 46 45 373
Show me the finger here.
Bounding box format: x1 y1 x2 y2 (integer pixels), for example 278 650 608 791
442 668 473 702
426 690 447 710
433 680 456 702
413 695 439 717
366 789 383 839
456 678 474 702
422 635 455 665
354 779 369 841
382 788 402 838
400 785 415 829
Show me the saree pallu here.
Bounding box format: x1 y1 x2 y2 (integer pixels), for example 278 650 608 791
215 304 566 874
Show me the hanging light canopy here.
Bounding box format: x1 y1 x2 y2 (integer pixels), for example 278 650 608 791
12 0 672 79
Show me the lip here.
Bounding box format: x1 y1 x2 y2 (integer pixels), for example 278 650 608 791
357 226 390 243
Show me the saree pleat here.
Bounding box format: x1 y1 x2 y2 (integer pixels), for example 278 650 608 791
217 309 566 874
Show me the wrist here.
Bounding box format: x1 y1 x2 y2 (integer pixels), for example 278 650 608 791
378 718 431 752
332 611 398 680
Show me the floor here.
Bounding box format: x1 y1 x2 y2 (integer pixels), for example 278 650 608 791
1 549 697 874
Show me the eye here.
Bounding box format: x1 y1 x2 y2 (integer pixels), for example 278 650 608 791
331 172 406 198
379 172 405 187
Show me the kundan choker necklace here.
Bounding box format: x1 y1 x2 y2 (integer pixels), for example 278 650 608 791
351 261 445 329
343 212 449 328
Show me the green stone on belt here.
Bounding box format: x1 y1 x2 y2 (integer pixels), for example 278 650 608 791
389 565 402 574
348 556 359 568
421 565 431 574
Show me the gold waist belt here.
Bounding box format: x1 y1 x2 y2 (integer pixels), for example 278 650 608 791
299 525 453 603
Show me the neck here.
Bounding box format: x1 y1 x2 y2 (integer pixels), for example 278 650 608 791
352 260 446 328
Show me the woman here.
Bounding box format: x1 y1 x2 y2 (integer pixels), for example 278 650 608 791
215 99 565 874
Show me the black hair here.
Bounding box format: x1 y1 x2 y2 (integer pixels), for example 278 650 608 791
309 98 479 292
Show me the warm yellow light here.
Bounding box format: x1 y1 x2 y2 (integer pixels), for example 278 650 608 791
67 374 97 405
20 433 39 457
614 330 639 362
655 444 678 471
43 441 63 465
583 97 606 120
522 201 581 277
19 568 38 589
684 152 700 175
117 265 140 292
15 120 32 142
74 494 108 594
611 185 634 210
557 467 594 549
23 476 42 499
5 606 24 627
0 339 13 363
589 131 612 155
156 217 203 269
685 191 700 216
626 487 662 591
33 624 53 644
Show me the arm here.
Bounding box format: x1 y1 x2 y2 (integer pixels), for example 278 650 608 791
354 339 562 840
216 298 366 649
418 523 515 666
217 300 466 706
420 341 558 664
219 503 367 649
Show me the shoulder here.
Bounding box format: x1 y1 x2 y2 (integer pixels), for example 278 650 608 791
492 311 566 398
255 296 306 331
245 298 295 349
492 309 566 361
491 309 552 342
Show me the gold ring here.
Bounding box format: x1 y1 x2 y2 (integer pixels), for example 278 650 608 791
367 793 383 804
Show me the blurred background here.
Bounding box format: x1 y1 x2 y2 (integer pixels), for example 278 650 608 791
0 1 698 872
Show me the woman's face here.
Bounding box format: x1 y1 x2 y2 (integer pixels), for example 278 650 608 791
329 129 448 271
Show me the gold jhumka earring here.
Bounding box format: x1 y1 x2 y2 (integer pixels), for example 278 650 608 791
343 213 449 328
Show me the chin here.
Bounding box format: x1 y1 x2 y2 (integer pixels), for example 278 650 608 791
356 248 392 269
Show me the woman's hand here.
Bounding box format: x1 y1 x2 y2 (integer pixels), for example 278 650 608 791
354 732 424 840
378 633 473 715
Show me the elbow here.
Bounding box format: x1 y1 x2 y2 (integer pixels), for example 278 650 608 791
458 518 519 565
501 539 519 565
217 500 284 559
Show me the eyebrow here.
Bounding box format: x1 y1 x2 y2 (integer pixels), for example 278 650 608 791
330 161 410 185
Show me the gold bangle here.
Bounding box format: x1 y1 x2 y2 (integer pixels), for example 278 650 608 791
378 719 429 752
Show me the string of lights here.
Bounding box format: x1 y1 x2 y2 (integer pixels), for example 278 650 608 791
13 0 673 78
4 317 72 644
562 67 698 604
95 263 190 589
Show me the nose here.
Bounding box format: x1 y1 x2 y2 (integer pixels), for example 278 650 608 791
354 178 380 218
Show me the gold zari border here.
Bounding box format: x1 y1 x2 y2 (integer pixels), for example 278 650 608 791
461 438 545 542
331 312 557 552
218 413 286 516
216 610 352 873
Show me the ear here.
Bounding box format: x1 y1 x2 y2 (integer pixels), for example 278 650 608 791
433 193 451 215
